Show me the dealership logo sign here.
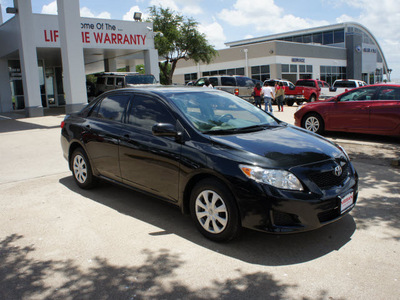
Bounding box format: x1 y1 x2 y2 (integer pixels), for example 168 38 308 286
43 22 147 46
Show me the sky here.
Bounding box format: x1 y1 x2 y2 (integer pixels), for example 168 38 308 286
1 0 399 80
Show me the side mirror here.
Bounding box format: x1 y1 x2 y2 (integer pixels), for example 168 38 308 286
152 123 178 137
152 123 183 143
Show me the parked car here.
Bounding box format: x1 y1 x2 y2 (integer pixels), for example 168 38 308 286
263 79 295 104
194 75 255 101
252 79 264 86
95 72 158 96
285 79 330 106
294 84 400 136
61 87 358 242
319 79 368 99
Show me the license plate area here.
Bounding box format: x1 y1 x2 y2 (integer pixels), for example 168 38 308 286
340 191 354 214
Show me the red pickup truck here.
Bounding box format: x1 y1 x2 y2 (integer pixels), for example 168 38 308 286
285 79 330 106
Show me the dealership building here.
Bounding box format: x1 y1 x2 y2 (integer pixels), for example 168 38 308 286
173 22 390 86
0 0 159 117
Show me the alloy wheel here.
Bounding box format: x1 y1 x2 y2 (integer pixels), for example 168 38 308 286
305 116 320 133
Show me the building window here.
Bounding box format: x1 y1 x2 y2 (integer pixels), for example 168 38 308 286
334 29 344 44
184 73 198 84
251 65 270 81
282 64 289 73
323 31 334 45
202 68 245 77
320 65 346 85
312 33 322 44
303 34 312 44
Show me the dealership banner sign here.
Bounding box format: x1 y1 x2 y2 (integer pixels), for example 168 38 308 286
35 15 153 49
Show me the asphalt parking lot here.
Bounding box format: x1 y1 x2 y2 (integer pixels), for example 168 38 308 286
1 106 399 299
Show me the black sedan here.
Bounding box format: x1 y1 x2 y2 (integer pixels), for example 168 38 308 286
61 87 358 242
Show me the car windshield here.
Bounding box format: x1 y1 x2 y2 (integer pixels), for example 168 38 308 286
166 91 279 134
126 75 157 84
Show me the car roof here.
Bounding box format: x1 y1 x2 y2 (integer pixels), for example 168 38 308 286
96 72 151 77
102 86 221 95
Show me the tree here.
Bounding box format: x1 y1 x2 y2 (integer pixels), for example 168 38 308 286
147 6 217 85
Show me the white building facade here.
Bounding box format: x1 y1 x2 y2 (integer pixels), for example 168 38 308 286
0 0 159 117
173 22 389 86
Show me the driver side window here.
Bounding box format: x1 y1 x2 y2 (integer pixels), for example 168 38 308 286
127 95 176 131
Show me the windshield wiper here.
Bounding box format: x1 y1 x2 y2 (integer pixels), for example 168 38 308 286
203 124 276 135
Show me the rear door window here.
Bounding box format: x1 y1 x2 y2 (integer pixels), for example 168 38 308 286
236 77 254 87
90 94 131 122
209 77 219 87
339 87 377 102
376 87 400 100
116 77 124 87
106 77 114 86
221 77 236 86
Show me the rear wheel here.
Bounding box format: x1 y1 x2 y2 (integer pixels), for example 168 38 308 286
309 94 316 102
302 113 324 134
70 148 97 189
190 179 240 242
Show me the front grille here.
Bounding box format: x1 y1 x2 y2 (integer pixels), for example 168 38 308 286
309 163 349 189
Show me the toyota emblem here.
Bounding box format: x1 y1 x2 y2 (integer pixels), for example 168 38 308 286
334 165 342 177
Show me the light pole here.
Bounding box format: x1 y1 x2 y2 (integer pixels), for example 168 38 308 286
243 48 248 77
387 68 392 82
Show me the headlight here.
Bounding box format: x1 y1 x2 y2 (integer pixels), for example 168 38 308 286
336 144 350 161
296 105 304 112
240 165 303 191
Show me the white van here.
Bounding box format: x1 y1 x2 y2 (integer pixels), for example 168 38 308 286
95 72 158 96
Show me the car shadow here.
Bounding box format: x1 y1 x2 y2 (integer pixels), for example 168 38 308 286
59 176 356 266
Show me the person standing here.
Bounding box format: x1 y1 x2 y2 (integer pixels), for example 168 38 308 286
262 81 274 113
253 82 262 108
203 79 213 88
275 81 285 112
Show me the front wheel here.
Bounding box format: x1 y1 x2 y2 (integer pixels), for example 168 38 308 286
70 148 97 189
302 113 324 134
190 179 241 242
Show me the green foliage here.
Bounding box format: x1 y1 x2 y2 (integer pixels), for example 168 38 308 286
86 74 97 84
135 64 145 74
147 6 217 85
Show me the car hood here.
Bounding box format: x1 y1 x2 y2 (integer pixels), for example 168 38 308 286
208 125 344 168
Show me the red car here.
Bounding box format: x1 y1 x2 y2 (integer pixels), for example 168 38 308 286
294 84 400 136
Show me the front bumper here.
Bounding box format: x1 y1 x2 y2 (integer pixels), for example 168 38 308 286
236 160 358 233
286 94 306 101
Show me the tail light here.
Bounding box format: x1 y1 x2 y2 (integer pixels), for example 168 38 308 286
234 88 239 96
61 121 65 129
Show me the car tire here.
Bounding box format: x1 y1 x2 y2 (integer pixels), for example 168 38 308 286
287 99 294 106
302 113 324 134
309 95 316 102
190 179 241 242
70 148 97 189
